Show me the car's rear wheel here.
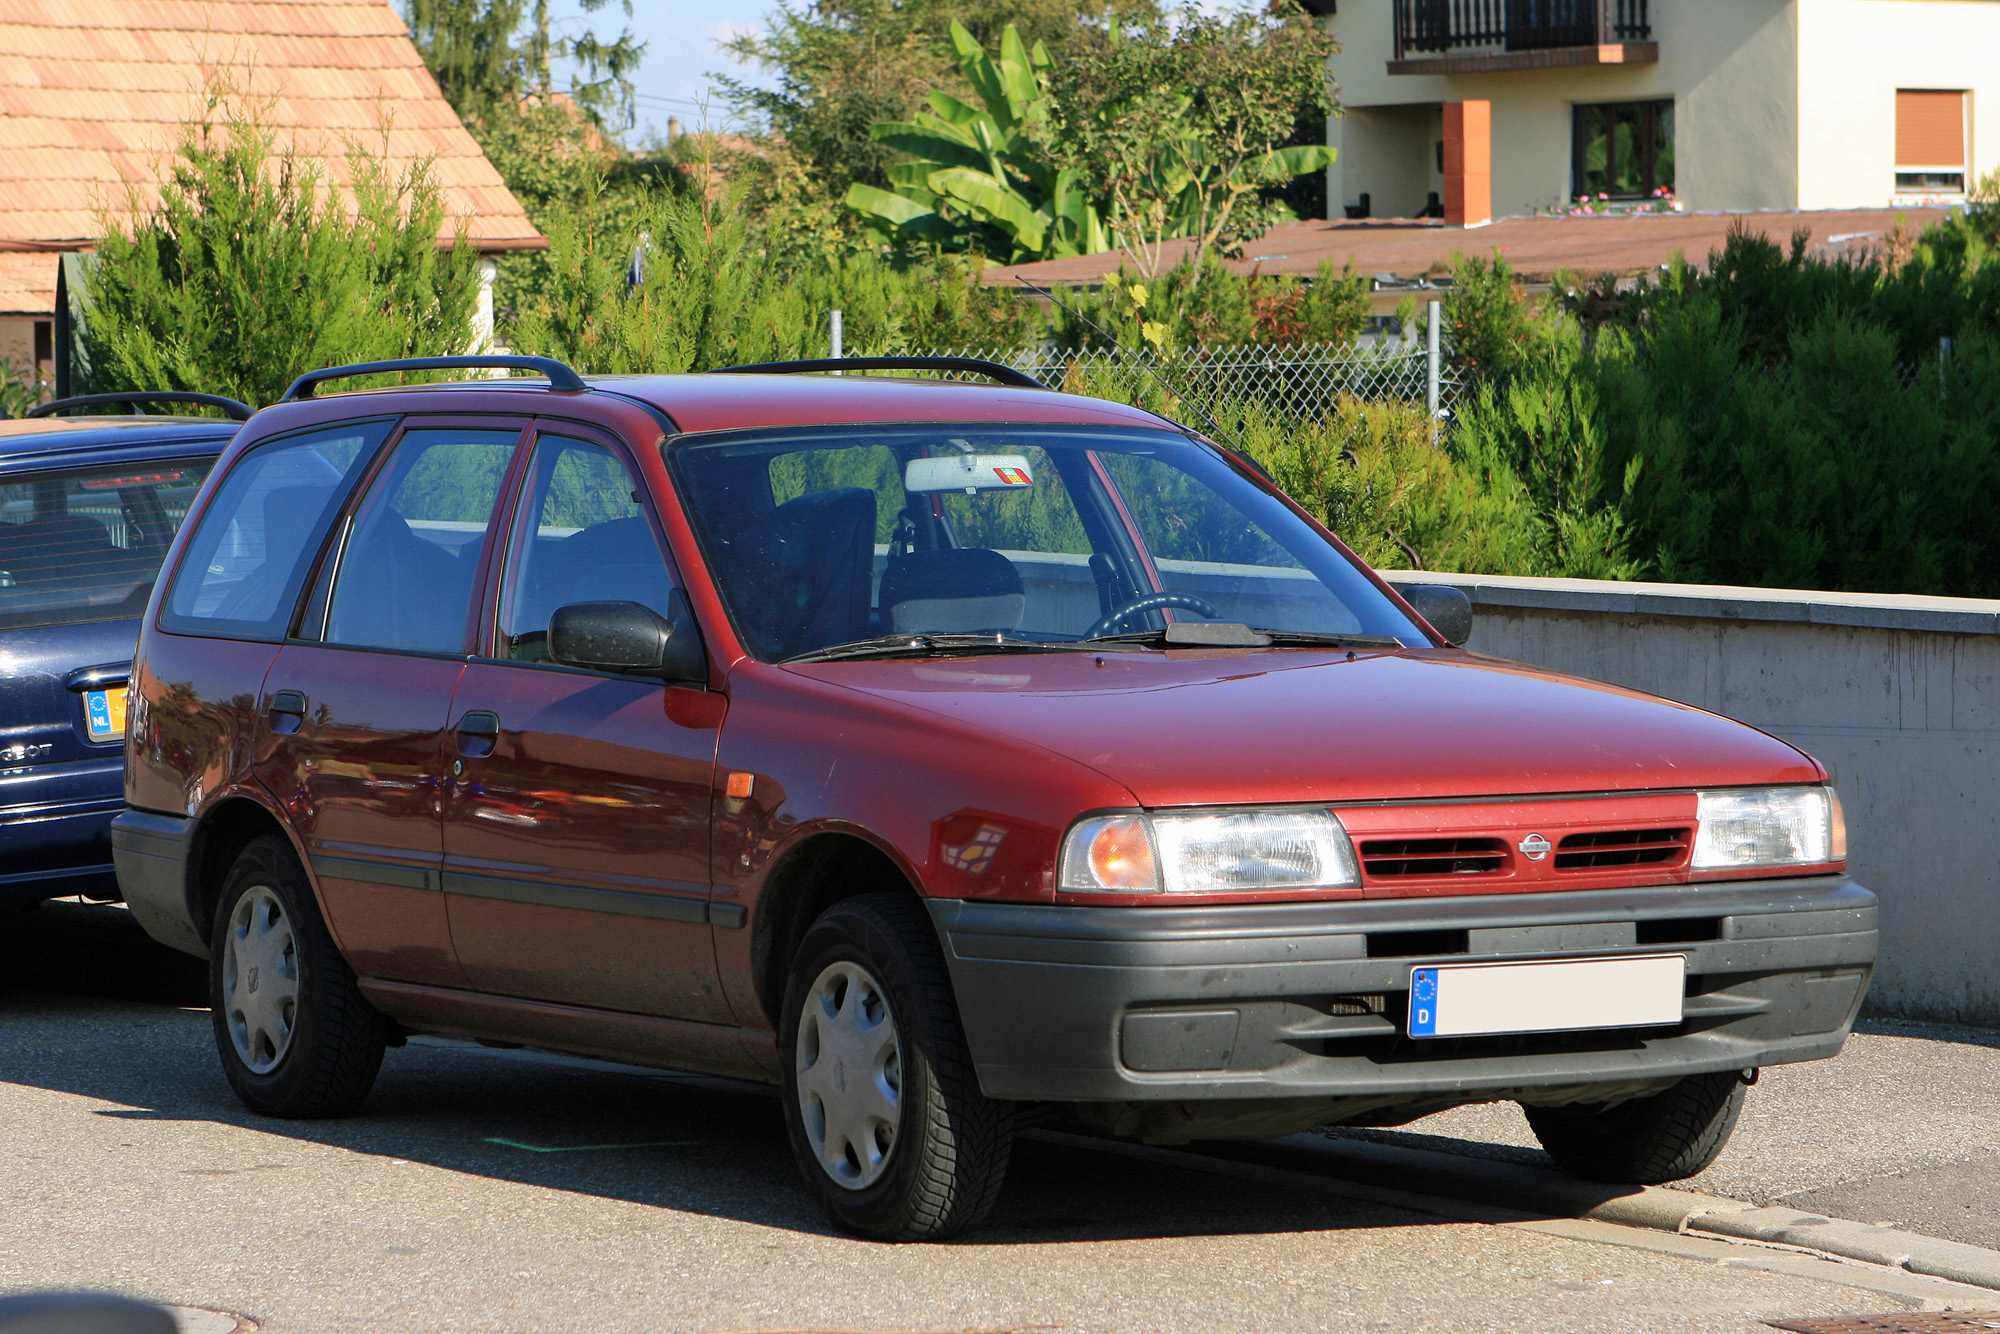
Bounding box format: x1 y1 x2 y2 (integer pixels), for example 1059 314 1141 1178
779 893 1012 1241
209 834 388 1118
1522 1070 1747 1184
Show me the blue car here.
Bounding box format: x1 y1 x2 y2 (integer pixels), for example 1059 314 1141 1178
1 393 245 903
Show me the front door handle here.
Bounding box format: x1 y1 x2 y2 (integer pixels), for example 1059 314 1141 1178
268 690 307 735
455 710 500 759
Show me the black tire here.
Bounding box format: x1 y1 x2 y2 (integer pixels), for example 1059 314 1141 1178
208 833 388 1118
1522 1071 1747 1184
778 893 1012 1241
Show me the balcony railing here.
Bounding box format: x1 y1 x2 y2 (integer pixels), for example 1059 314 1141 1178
1394 0 1651 59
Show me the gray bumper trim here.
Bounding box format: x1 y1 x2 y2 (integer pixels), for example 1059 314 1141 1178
928 876 1877 1104
111 809 205 958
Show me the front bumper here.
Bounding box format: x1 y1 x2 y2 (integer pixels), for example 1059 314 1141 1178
928 876 1875 1109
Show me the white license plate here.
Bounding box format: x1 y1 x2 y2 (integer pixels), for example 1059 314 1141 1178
1408 954 1685 1039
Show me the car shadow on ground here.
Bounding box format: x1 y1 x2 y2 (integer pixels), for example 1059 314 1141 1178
1 900 1626 1247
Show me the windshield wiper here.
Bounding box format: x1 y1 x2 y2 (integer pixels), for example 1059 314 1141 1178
782 631 1098 665
1251 628 1409 649
1081 622 1408 649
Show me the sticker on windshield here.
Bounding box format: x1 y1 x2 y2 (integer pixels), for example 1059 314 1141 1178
991 466 1032 487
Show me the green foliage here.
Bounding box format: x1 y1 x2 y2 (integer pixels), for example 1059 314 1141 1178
82 97 482 408
0 356 42 418
473 110 682 324
721 0 1160 209
1438 251 1542 380
844 10 1335 269
1048 255 1369 350
405 0 645 130
508 176 1038 373
1041 5 1337 273
1222 396 1617 578
1438 219 2000 597
845 22 1109 263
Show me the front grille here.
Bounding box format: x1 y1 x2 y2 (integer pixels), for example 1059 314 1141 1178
1554 827 1690 870
1362 836 1506 877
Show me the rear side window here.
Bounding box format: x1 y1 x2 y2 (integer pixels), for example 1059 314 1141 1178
0 456 216 630
161 421 390 639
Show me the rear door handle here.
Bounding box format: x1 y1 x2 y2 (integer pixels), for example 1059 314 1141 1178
455 710 500 759
268 690 307 735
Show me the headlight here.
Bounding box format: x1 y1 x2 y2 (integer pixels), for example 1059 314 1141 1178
1060 808 1361 893
1691 786 1844 871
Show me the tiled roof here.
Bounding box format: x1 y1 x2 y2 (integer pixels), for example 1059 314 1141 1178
0 0 541 254
0 252 55 316
982 207 1955 287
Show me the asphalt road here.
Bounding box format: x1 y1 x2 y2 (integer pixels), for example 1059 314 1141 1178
3 900 1997 1334
1322 1018 2000 1250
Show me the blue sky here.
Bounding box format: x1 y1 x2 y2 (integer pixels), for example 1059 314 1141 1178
543 0 780 141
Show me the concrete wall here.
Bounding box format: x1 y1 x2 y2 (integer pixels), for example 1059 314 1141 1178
1327 0 1801 216
1797 0 2000 208
1380 569 2000 1027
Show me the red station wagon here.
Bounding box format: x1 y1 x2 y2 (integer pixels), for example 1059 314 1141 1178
114 355 1877 1240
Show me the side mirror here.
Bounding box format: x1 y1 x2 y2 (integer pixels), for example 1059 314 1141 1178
1401 583 1474 646
548 594 707 682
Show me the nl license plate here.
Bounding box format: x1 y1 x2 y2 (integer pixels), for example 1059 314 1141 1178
1408 954 1685 1039
85 686 129 743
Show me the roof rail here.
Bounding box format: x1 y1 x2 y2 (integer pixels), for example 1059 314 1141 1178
710 357 1050 390
25 391 254 422
278 355 587 403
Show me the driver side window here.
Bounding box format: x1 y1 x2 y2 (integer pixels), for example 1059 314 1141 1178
497 434 679 662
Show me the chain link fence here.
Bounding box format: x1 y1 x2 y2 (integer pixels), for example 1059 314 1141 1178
886 343 1469 423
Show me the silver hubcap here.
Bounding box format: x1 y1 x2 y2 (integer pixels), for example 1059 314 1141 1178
222 886 300 1074
795 960 903 1190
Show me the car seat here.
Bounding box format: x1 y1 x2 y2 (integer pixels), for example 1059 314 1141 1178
211 484 338 624
324 507 466 652
726 488 875 658
878 548 1025 634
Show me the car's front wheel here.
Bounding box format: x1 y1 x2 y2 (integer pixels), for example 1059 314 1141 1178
779 893 1012 1241
1522 1070 1747 1184
209 833 389 1118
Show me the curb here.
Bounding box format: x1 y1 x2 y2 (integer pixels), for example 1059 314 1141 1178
1249 1134 2000 1292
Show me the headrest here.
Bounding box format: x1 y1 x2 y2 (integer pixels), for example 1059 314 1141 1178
880 548 1023 608
263 485 335 536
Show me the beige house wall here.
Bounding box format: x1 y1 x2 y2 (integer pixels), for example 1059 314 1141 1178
0 316 35 371
1328 0 2000 218
1798 0 2000 208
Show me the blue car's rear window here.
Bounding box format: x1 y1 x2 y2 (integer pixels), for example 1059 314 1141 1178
0 456 216 630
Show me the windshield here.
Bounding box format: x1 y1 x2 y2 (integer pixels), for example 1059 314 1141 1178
667 424 1425 663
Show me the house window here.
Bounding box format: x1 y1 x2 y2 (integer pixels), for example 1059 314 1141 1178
1896 89 1968 194
1573 99 1674 199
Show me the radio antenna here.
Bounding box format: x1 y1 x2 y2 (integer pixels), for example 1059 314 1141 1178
1014 275 1241 450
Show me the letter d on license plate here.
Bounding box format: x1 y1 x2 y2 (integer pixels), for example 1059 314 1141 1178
1408 954 1685 1038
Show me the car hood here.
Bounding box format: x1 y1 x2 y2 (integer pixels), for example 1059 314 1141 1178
784 647 1820 807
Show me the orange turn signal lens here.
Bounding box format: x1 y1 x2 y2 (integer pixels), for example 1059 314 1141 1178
1060 814 1160 892
1089 817 1156 890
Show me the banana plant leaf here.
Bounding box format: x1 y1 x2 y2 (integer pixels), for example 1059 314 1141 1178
930 168 1049 254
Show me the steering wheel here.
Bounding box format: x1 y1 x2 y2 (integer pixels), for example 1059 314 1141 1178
1084 593 1222 639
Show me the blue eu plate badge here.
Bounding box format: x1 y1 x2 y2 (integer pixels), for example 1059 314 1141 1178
1408 967 1441 1037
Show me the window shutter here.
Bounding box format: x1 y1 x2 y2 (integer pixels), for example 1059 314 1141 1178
1896 90 1966 167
